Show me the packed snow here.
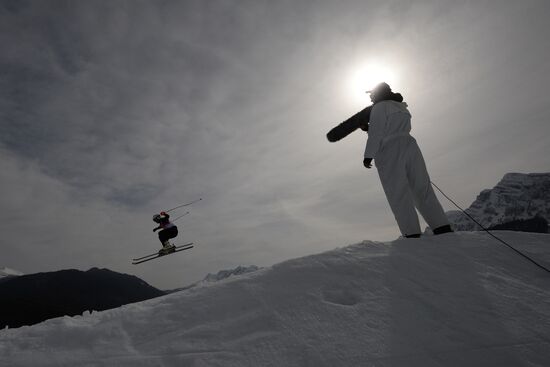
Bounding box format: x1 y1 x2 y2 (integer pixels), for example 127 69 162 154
1 231 550 366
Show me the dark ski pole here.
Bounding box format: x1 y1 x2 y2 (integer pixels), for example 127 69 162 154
172 211 190 222
165 198 202 213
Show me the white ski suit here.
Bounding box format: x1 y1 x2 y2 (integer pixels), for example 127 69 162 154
364 100 449 236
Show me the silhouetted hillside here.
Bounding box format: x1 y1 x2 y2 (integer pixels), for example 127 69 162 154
0 268 164 329
488 216 548 233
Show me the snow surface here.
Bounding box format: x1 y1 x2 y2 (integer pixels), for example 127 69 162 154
1 232 550 367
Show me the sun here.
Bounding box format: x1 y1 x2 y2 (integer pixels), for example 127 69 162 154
347 62 398 104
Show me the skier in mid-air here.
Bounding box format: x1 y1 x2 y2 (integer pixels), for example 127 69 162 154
153 211 178 254
362 82 453 238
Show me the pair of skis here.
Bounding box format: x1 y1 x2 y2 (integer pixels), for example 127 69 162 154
132 243 194 265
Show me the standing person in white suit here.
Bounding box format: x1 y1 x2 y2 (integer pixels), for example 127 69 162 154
363 82 453 238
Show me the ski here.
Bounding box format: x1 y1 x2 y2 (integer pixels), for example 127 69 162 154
132 243 194 261
132 244 194 264
132 243 194 265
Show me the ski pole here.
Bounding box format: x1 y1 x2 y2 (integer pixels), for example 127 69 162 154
172 211 190 222
165 198 202 213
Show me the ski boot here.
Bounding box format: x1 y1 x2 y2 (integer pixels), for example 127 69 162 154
159 241 176 255
433 224 454 235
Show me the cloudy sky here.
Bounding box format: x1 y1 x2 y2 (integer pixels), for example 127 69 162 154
1 0 549 289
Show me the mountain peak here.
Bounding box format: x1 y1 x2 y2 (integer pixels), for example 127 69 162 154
447 172 550 231
0 267 24 278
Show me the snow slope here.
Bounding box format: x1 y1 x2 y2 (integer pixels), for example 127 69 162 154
1 232 550 367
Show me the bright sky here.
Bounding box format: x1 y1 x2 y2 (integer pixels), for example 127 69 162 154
1 0 550 289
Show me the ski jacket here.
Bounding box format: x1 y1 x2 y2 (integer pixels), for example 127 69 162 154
364 100 412 159
159 221 175 230
154 216 176 231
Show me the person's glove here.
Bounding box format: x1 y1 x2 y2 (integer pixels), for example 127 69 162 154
363 158 373 169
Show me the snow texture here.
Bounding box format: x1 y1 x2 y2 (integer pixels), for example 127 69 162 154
1 232 550 366
203 265 260 282
447 173 550 231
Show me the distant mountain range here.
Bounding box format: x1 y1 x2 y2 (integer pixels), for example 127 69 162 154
203 265 260 282
447 172 550 233
0 268 164 329
166 265 261 293
1 265 262 329
0 266 24 280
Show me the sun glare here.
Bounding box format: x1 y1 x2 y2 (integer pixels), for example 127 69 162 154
347 62 398 104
